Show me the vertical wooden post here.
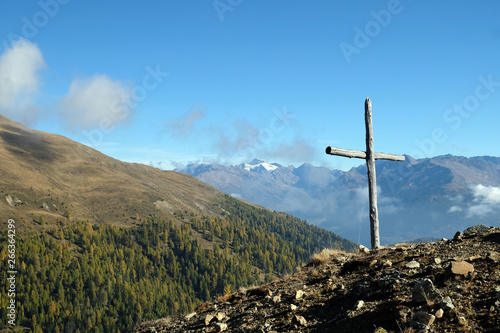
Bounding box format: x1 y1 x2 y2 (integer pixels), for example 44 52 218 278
364 97 380 249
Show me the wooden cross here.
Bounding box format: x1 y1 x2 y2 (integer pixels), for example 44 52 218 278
325 97 405 249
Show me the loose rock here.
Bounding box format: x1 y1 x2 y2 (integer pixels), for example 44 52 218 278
185 312 196 320
441 296 455 310
292 315 307 327
409 321 429 330
487 252 500 262
373 327 388 333
205 314 215 326
396 305 412 321
215 312 226 321
382 259 393 267
358 245 370 254
413 311 435 327
448 261 474 276
406 260 420 269
412 279 441 304
214 322 228 332
355 300 365 310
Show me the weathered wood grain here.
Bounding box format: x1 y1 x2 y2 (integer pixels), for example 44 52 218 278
325 147 405 161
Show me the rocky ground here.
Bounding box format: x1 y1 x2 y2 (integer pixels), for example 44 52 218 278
134 225 500 333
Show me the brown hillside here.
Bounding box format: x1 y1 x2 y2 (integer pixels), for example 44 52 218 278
135 226 500 332
0 114 226 229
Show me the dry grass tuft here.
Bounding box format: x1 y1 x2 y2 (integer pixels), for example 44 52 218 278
309 248 346 265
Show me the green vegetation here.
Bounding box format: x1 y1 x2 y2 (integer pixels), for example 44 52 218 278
0 197 356 332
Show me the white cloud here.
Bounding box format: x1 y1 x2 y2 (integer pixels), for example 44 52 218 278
212 119 260 157
471 184 500 204
0 39 46 124
467 204 493 218
212 121 317 165
448 205 463 213
265 139 316 164
58 74 132 129
466 184 500 217
166 108 205 138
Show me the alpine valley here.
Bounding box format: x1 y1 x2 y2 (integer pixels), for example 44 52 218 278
177 156 500 246
0 114 356 333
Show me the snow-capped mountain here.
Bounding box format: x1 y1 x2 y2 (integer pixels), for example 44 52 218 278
176 155 500 246
243 159 279 172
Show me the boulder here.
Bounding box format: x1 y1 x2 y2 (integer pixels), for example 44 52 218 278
464 225 490 235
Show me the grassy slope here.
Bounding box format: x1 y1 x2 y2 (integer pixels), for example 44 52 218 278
0 114 226 231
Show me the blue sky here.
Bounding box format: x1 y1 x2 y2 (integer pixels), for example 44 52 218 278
1 0 499 171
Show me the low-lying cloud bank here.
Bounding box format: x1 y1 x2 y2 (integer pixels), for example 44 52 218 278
447 184 500 218
468 184 500 217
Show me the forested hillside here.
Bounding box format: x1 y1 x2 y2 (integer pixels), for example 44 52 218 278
0 196 356 332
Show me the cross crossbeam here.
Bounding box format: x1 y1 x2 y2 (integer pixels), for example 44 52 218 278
325 147 405 161
325 97 405 249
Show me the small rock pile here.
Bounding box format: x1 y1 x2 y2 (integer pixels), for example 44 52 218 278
134 225 500 332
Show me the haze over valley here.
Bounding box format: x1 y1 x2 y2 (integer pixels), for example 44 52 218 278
177 156 500 246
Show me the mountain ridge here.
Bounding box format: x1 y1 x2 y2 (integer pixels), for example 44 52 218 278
177 155 500 246
0 114 229 228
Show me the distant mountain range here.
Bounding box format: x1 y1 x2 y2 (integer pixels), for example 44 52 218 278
177 156 500 246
